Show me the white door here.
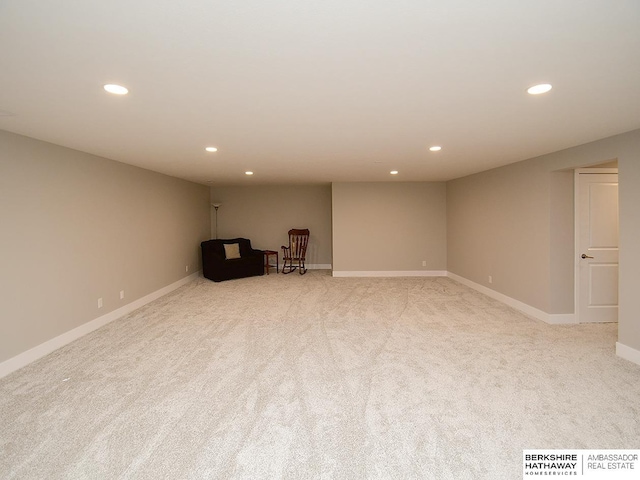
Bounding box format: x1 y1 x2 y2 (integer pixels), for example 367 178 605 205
577 171 619 323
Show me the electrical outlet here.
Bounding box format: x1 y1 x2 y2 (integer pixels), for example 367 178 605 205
97 298 103 309
422 260 427 267
186 265 189 272
120 290 125 300
488 276 493 284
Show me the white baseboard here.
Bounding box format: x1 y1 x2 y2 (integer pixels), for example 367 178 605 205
4 269 623 378
307 264 332 270
332 270 447 278
331 271 577 324
446 272 559 324
616 342 640 367
0 271 201 379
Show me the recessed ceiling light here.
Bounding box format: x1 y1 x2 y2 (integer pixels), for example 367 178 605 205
527 83 552 95
429 146 442 152
103 84 129 95
245 171 254 176
205 147 218 152
390 170 399 175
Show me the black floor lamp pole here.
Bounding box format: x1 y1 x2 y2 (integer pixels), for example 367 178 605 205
212 203 221 239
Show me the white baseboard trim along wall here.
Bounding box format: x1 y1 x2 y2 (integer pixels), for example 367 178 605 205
331 270 576 324
307 264 332 270
333 270 639 365
3 269 636 377
332 270 448 277
0 271 201 379
616 342 640 367
445 272 577 325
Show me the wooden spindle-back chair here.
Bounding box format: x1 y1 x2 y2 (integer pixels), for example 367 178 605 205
281 228 310 274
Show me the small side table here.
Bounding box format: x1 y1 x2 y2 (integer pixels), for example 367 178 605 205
263 250 278 275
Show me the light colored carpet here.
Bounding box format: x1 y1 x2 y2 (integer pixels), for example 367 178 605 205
1 271 639 479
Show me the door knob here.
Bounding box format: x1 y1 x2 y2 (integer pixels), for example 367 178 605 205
581 254 594 259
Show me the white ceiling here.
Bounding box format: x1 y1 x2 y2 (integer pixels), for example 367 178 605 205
1 1 639 185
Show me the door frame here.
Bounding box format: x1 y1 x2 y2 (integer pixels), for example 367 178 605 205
573 167 619 323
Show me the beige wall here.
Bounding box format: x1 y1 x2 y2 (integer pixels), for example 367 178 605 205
447 161 551 310
332 182 447 272
549 170 575 313
209 185 332 266
618 139 640 353
0 130 211 363
446 129 640 352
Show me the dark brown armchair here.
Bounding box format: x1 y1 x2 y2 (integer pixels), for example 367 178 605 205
201 238 264 282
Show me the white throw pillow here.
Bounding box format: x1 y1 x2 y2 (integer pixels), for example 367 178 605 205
223 243 241 259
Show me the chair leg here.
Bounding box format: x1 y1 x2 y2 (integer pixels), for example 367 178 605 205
282 258 298 274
